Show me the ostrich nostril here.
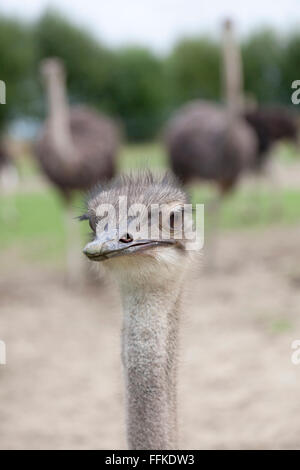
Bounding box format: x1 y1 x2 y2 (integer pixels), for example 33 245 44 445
119 233 133 244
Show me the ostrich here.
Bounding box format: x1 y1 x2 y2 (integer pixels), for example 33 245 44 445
165 20 298 193
164 20 258 268
242 106 298 217
243 106 298 170
165 19 257 197
165 100 257 195
35 58 119 283
82 171 194 449
165 21 299 264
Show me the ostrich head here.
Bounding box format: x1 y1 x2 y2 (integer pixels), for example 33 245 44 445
40 57 65 83
81 172 192 284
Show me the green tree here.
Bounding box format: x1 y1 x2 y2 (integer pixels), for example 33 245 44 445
242 29 284 104
0 16 35 132
109 47 166 140
281 31 300 104
166 37 221 107
34 10 116 112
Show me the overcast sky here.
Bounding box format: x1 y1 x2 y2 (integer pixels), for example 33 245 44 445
1 0 300 52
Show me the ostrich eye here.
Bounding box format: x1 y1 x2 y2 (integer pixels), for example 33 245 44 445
89 217 96 232
158 210 177 234
169 212 175 230
87 213 99 232
168 207 184 233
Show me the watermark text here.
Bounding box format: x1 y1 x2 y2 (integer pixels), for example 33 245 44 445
0 340 6 365
0 80 6 104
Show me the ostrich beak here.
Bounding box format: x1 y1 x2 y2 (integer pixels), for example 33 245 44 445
83 230 177 262
83 229 121 261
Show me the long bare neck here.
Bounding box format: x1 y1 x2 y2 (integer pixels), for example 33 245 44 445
120 280 182 450
45 71 74 160
222 21 244 119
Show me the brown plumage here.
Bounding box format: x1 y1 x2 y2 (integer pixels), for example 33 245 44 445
243 106 298 170
35 58 120 199
166 20 298 195
165 100 258 194
165 103 298 194
35 105 118 197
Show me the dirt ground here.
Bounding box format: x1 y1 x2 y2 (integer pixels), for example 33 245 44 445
0 225 300 450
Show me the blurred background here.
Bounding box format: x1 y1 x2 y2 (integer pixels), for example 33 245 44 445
0 0 300 449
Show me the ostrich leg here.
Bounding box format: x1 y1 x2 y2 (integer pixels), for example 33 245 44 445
203 192 222 272
0 163 19 222
64 202 85 285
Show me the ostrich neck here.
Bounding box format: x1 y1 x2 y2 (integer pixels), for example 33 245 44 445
120 281 181 450
222 28 243 119
45 73 74 160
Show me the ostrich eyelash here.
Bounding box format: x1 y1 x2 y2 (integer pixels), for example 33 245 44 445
78 213 89 221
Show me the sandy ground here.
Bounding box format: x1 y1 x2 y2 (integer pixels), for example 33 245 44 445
0 224 300 450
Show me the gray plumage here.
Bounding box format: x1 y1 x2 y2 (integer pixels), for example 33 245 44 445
165 100 258 194
36 105 119 197
82 171 193 449
35 58 120 199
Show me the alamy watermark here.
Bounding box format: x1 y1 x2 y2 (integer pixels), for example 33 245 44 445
91 198 204 251
0 80 6 104
0 340 6 365
291 340 300 365
291 80 300 105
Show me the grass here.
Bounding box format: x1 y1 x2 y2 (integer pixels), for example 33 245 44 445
0 142 300 265
119 141 167 171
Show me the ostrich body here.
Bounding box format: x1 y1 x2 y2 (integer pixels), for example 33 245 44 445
37 106 117 195
165 20 258 195
243 107 298 170
165 100 257 194
35 58 119 198
35 58 119 282
82 172 192 449
165 19 298 192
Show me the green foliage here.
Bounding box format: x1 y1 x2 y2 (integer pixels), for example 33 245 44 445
34 10 115 112
282 31 300 103
242 29 284 103
1 10 300 141
0 16 35 131
34 12 167 139
166 37 221 107
109 47 166 140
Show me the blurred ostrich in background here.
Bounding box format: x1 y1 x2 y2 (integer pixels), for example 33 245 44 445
243 106 298 171
35 58 120 283
165 20 298 267
165 20 257 198
165 20 257 267
165 20 298 194
165 101 257 196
